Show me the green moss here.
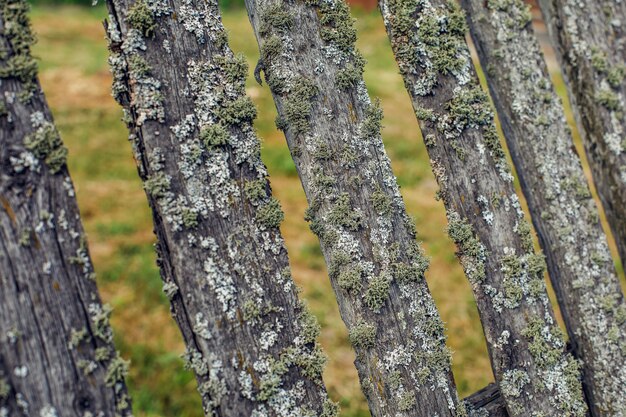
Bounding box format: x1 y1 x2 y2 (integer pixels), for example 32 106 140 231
348 321 376 348
500 369 530 400
77 359 97 375
447 86 492 127
360 99 383 139
516 220 534 252
260 35 283 69
312 168 335 191
283 77 317 135
328 193 362 231
336 53 366 90
218 96 257 125
242 298 261 321
483 126 506 158
0 0 38 98
527 253 546 276
415 0 467 75
591 48 608 73
321 399 339 417
415 345 452 373
256 197 284 229
244 179 267 203
257 356 289 401
200 124 229 149
127 54 152 77
0 377 10 399
328 250 350 279
126 0 156 37
607 65 625 88
371 187 392 216
596 88 621 111
24 122 68 174
501 255 522 279
398 391 416 411
311 141 332 161
143 172 170 198
221 53 248 84
295 345 326 379
105 353 130 386
338 268 361 292
317 1 357 52
447 215 483 258
450 140 466 160
18 228 31 247
364 274 390 310
394 261 428 283
414 105 435 121
0 54 38 84
69 327 89 349
521 317 562 367
275 114 288 131
95 347 111 362
299 306 321 344
1 0 35 55
615 305 626 325
259 4 293 35
181 207 198 229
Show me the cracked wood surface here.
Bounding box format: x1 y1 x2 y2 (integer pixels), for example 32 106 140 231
104 0 335 415
461 0 626 415
377 0 587 415
0 0 132 415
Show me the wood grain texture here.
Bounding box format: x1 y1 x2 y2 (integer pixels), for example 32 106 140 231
377 0 587 415
0 1 132 415
464 383 507 417
243 1 464 416
460 1 626 415
104 0 335 415
538 0 626 270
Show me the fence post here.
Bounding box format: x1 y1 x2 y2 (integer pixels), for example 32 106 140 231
538 0 626 268
104 0 336 414
0 1 132 415
377 1 587 415
459 0 626 415
243 0 463 415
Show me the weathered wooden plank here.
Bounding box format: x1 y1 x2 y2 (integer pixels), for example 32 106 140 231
464 383 507 417
104 0 336 415
377 1 587 415
243 0 464 415
460 1 626 415
538 0 626 269
0 1 132 415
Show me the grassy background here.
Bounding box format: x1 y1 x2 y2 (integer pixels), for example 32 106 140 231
30 3 624 417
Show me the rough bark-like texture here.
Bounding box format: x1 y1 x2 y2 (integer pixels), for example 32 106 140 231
377 1 587 416
464 384 507 417
0 1 132 415
460 1 626 415
538 0 626 267
104 0 335 415
244 1 463 416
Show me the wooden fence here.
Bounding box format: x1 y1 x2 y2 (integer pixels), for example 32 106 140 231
0 0 624 416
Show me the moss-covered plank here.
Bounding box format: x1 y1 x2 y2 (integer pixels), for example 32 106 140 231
538 0 626 271
0 0 132 414
461 0 626 415
378 0 587 415
244 1 464 416
105 0 334 415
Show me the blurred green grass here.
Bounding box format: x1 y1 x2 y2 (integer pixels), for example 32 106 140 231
30 3 624 417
